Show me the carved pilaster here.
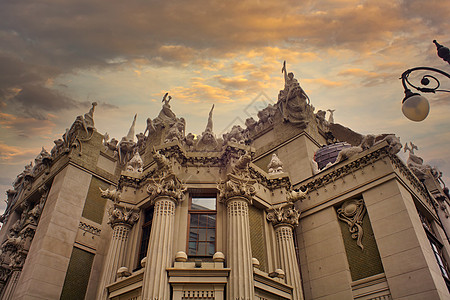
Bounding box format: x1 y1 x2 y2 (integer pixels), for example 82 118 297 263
337 199 366 250
267 204 303 300
218 151 257 299
141 196 176 300
142 149 186 300
97 203 139 300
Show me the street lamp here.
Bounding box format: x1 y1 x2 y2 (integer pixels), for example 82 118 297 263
401 40 450 122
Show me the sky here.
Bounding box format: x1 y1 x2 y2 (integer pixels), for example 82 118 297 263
0 0 449 214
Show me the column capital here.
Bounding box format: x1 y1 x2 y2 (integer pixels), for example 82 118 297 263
107 203 139 228
146 173 186 206
218 174 256 205
267 203 300 228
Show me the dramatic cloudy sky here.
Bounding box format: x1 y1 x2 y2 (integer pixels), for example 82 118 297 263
1 0 449 213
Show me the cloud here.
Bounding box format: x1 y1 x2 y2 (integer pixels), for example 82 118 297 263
304 78 344 87
0 142 40 164
0 112 56 138
337 68 394 87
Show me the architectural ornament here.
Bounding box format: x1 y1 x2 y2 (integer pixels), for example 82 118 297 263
164 118 186 143
335 134 402 165
118 115 137 165
146 173 186 205
337 199 366 250
223 125 247 144
404 142 441 181
99 187 121 203
277 61 310 127
267 203 300 227
107 204 139 228
287 189 307 203
267 153 284 174
327 109 335 124
217 175 256 204
154 92 178 129
126 151 144 173
195 105 219 151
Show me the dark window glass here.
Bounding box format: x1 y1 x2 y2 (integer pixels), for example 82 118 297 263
188 195 217 257
137 206 154 268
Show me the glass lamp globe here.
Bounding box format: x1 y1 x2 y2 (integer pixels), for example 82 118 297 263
402 93 430 122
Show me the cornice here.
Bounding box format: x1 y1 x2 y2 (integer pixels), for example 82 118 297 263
294 143 437 209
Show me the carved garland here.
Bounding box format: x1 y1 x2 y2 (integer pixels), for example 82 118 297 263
337 199 366 250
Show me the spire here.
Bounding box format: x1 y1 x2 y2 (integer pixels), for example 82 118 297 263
205 104 214 133
126 114 137 142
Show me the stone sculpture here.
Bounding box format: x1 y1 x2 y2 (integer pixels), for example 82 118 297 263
196 105 218 150
404 142 441 181
327 109 335 124
154 93 178 129
267 153 283 174
277 61 310 126
126 151 144 173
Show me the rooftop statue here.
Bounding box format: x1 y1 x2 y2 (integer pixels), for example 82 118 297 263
404 142 441 181
277 61 310 127
154 93 178 128
327 109 336 124
84 102 97 131
196 105 218 150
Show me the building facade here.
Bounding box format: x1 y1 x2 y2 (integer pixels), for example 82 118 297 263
0 68 450 299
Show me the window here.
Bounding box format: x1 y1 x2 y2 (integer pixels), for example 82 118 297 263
137 206 154 269
188 195 216 257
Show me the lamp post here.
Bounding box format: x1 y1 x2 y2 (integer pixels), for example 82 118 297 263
401 40 450 122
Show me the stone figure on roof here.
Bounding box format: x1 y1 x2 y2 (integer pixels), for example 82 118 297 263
84 102 97 131
277 61 310 127
196 105 218 150
154 93 178 128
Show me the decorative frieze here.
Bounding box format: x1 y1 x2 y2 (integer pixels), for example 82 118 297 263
337 199 366 250
79 222 102 236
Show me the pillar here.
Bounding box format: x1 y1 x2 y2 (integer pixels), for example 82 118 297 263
142 169 186 300
218 170 257 300
97 203 139 300
142 197 176 299
267 204 304 300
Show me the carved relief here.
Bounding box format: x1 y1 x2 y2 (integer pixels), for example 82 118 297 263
267 203 300 227
267 153 283 174
404 142 441 182
337 199 366 250
218 176 256 204
126 151 144 173
99 187 121 203
107 204 139 228
146 174 186 205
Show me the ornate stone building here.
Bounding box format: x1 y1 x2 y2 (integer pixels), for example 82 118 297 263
0 65 449 299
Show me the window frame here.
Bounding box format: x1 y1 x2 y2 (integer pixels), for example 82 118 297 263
136 206 154 270
186 192 217 258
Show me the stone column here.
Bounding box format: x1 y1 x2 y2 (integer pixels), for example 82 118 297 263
142 170 186 300
218 173 256 300
267 204 304 300
97 203 139 300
